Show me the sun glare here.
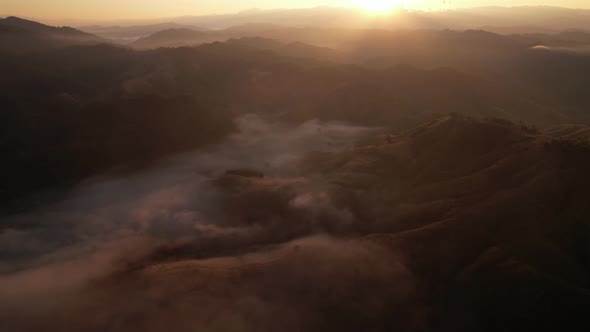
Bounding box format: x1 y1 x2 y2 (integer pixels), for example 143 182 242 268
356 0 406 12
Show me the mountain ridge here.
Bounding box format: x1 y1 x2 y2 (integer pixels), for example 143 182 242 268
0 16 104 53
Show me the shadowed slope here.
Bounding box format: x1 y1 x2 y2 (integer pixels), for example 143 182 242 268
9 116 588 332
0 17 103 53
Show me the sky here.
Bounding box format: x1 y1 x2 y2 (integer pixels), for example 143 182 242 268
2 0 590 21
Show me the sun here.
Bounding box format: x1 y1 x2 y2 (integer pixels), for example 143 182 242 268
355 0 406 12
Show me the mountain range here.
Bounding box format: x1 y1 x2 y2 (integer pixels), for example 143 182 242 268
2 17 590 210
1 11 590 332
4 115 589 332
77 6 590 37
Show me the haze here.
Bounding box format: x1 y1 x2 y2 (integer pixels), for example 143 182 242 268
2 2 590 332
3 0 590 21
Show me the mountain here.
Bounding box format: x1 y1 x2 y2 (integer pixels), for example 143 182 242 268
173 7 369 29
445 6 590 31
132 28 216 49
3 29 590 209
78 22 203 42
2 19 590 207
131 21 530 51
8 115 589 332
168 6 590 31
129 25 331 49
2 13 590 332
73 6 590 43
129 26 590 69
509 30 590 54
0 16 103 53
224 37 342 62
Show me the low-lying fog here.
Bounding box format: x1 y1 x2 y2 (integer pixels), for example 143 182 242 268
0 115 374 312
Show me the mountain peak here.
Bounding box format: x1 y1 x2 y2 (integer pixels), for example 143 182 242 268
1 16 52 29
0 17 103 54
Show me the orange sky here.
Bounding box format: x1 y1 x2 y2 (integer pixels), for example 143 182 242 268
2 0 590 21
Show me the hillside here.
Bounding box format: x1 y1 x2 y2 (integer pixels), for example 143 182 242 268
6 116 589 332
127 27 590 114
0 16 103 53
124 116 590 331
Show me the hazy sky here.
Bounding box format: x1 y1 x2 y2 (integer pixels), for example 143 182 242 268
2 0 590 21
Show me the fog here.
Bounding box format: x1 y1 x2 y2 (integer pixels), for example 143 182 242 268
0 115 387 330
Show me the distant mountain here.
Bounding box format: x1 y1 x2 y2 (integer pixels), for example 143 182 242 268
128 27 590 118
0 16 103 53
134 32 342 61
3 21 590 209
173 7 368 30
445 6 590 31
79 22 204 42
74 7 590 52
510 30 590 51
132 28 215 49
226 37 342 62
127 27 543 69
129 24 323 49
165 6 590 32
131 25 525 52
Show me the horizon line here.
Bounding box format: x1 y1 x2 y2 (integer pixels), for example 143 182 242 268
2 4 590 27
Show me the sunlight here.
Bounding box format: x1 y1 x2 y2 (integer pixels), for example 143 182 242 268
355 0 407 12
